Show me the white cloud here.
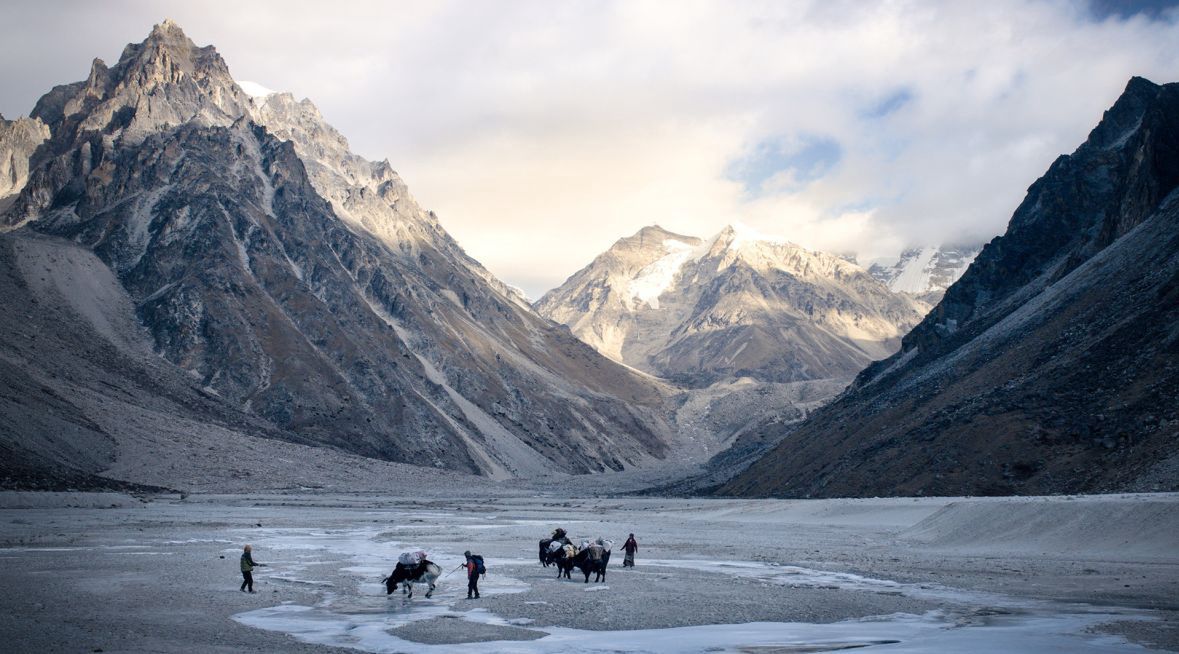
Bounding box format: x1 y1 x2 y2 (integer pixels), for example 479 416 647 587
2 0 1178 296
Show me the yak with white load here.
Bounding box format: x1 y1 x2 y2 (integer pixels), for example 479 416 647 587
384 551 441 599
539 528 572 567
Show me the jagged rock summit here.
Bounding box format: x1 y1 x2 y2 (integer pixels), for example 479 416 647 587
537 223 929 387
0 21 674 489
30 19 250 149
723 76 1179 498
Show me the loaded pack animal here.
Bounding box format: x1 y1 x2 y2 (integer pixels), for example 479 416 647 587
539 538 556 566
539 528 572 567
383 560 442 599
551 542 579 579
573 543 611 583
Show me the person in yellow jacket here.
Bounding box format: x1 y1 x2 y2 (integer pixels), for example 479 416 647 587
240 544 265 593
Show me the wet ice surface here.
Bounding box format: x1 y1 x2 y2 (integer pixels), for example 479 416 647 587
2 493 1174 653
229 506 1159 653
238 607 1142 653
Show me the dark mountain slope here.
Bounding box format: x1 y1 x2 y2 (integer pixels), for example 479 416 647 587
723 77 1179 497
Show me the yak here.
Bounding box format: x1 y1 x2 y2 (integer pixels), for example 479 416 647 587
573 545 610 583
549 543 578 579
539 538 555 566
540 530 572 567
383 560 442 599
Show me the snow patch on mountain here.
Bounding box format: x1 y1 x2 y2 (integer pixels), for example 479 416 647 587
868 245 981 303
537 224 927 387
887 247 939 294
237 80 275 98
626 238 697 310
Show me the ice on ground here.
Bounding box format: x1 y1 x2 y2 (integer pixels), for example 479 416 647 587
643 559 905 594
230 517 1157 654
4 493 1172 652
236 604 1147 654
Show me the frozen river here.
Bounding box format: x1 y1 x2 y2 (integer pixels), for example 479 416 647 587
1 492 1176 652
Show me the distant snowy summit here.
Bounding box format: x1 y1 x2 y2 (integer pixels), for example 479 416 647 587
536 224 928 387
867 245 982 305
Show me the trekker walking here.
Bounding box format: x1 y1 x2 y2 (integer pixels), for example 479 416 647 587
240 544 264 592
622 533 638 567
464 550 484 599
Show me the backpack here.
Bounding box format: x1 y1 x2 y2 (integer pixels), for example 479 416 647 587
471 554 486 575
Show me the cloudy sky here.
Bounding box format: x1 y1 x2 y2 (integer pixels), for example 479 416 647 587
3 1 1178 297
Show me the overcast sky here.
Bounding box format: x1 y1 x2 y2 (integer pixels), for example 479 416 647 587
3 0 1178 297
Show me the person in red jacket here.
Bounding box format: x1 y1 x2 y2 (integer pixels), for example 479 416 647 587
622 533 638 567
464 551 481 599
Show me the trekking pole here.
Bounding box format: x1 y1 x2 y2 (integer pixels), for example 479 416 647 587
442 564 464 579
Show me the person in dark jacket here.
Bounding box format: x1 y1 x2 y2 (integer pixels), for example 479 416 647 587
622 533 638 567
464 550 480 599
240 544 264 592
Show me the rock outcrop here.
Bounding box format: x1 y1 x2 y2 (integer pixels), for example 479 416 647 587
0 115 50 206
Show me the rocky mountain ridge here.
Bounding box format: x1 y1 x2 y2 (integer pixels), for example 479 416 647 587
537 224 929 387
723 76 1179 498
0 20 674 487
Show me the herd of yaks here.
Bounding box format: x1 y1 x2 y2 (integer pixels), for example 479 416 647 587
381 530 614 600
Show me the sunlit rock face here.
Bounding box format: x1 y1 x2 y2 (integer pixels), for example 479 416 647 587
537 224 928 387
0 20 674 484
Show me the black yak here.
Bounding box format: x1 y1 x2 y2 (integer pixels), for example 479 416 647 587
383 561 442 599
573 545 610 583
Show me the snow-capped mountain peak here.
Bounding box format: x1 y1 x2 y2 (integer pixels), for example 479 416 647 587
626 236 698 310
237 80 275 98
537 224 928 386
868 244 981 304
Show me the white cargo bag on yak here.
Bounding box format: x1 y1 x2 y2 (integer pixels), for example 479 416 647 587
398 551 426 567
